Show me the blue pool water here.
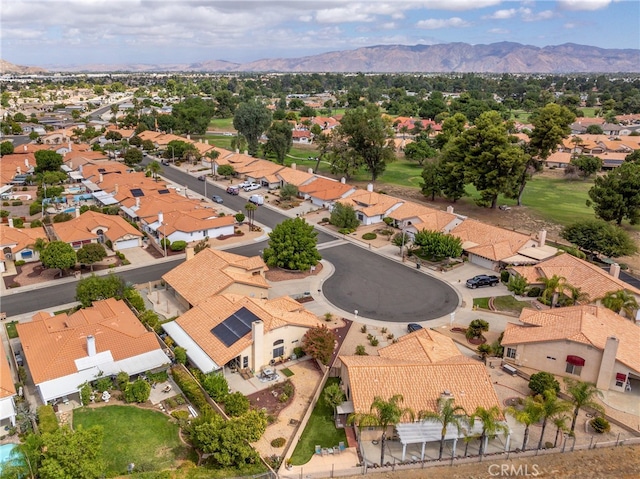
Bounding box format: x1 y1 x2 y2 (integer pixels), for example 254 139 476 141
62 207 76 213
0 443 20 470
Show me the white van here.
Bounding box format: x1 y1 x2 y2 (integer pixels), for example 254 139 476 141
249 194 264 206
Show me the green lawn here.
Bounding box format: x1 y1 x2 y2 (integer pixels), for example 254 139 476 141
5 321 18 339
473 297 490 310
289 378 347 465
474 295 532 314
207 118 234 130
73 405 191 477
281 368 295 377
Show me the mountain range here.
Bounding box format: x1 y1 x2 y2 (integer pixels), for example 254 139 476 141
3 42 639 74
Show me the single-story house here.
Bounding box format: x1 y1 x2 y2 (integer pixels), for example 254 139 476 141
162 248 270 310
17 298 170 404
276 165 316 189
0 340 17 428
502 305 640 393
0 224 47 272
162 293 321 373
51 210 143 251
298 177 355 208
388 202 463 236
147 210 235 247
292 130 312 144
333 185 404 225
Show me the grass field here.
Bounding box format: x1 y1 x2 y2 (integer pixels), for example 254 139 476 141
73 405 191 477
4 321 18 339
474 296 532 314
289 378 347 465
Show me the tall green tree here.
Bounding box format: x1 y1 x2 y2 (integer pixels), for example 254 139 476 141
588 162 640 225
38 426 105 479
561 219 638 258
419 397 467 460
244 202 257 228
76 243 107 271
335 103 396 181
329 202 359 229
123 148 143 166
0 141 14 156
564 379 605 433
206 149 220 179
233 101 272 156
76 273 130 307
34 150 64 174
40 241 76 277
302 325 337 366
404 139 436 166
146 160 162 182
172 97 216 135
264 120 293 164
535 390 572 450
263 217 321 271
505 397 543 451
420 159 444 201
324 383 346 419
349 395 414 466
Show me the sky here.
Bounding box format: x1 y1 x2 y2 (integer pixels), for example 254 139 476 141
1 0 639 67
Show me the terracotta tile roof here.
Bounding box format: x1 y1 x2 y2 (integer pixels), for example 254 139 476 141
545 151 573 165
160 210 235 236
388 201 437 221
0 225 47 254
502 305 640 372
298 177 354 201
16 298 163 384
336 189 403 217
511 253 640 299
276 167 316 186
378 328 462 364
172 293 321 366
162 248 269 307
52 211 142 245
81 162 129 180
413 209 458 232
0 153 36 184
132 193 203 221
451 219 532 261
340 356 502 418
137 131 163 142
0 340 16 399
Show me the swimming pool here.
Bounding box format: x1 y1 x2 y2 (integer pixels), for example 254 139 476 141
0 443 20 471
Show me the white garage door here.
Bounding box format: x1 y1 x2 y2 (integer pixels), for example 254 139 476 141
469 254 496 271
114 239 139 250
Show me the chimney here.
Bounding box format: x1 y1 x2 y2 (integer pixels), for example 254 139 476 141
99 173 104 183
79 164 83 175
185 246 195 261
186 134 191 141
68 161 73 169
235 149 240 154
291 163 296 170
243 150 248 155
135 197 140 208
87 335 97 357
16 166 21 175
24 158 29 167
23 145 27 152
609 263 621 279
114 184 119 195
199 139 202 143
75 206 80 218
68 141 72 151
158 211 164 225
446 205 454 214
206 140 209 145
8 218 14 228
596 336 619 390
366 183 373 192
340 177 346 184
251 320 265 371
538 229 547 247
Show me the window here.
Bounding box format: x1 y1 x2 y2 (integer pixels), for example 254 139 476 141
565 363 582 376
615 373 626 388
273 340 284 359
506 347 517 359
546 356 556 361
242 356 248 368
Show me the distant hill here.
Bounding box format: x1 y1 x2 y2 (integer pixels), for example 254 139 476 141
5 42 640 74
0 59 47 74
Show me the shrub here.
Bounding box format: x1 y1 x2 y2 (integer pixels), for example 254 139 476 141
174 346 187 365
293 346 305 358
201 372 229 402
52 212 73 223
0 210 9 218
330 203 359 229
383 217 394 226
324 312 333 322
360 325 367 333
321 217 330 223
355 345 367 355
362 232 377 240
170 240 187 251
124 379 151 403
12 218 24 228
278 393 289 403
369 337 379 347
282 380 294 397
527 287 542 297
270 437 286 448
160 238 171 248
80 383 91 405
171 410 190 421
338 228 355 235
17 366 27 384
14 260 26 267
500 270 510 283
507 274 528 296
95 377 113 392
116 371 129 391
590 417 610 434
124 288 146 313
11 201 23 206
224 391 250 417
528 371 560 396
1 202 8 207
30 219 43 227
37 405 58 434
235 212 245 223
170 367 213 415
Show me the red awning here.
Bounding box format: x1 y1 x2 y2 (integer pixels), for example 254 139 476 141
566 355 585 366
616 373 627 381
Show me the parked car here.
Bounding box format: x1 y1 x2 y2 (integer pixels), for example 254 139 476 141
244 183 261 192
197 175 206 181
14 351 23 367
237 181 252 188
226 185 240 195
211 195 224 204
249 194 264 206
407 323 423 333
465 274 500 289
161 160 170 166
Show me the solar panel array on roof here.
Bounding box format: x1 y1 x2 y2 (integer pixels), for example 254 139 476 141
158 189 170 194
130 188 145 197
211 307 260 347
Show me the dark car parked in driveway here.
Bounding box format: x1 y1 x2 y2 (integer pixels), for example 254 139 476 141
466 274 500 289
407 323 423 333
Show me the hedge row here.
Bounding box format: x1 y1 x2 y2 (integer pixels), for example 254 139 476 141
170 366 214 416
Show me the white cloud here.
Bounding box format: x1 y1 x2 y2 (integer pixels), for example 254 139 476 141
521 9 555 21
416 17 471 29
564 22 578 29
420 0 502 11
488 28 510 34
558 0 613 11
484 8 518 19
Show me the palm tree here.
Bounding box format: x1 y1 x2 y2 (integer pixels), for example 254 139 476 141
30 237 48 258
600 289 639 318
552 414 569 448
538 274 568 308
348 395 414 466
323 383 346 420
244 202 257 229
146 160 162 182
564 379 605 434
566 285 590 306
535 390 572 450
469 406 509 457
419 397 467 460
505 397 543 451
206 149 221 179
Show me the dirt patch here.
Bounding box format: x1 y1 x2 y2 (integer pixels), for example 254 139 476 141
247 379 298 418
265 262 323 282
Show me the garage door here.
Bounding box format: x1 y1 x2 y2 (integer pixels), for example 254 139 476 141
469 254 496 270
114 239 140 250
